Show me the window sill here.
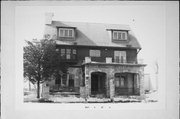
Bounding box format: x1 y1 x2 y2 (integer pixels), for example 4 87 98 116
60 59 78 62
112 39 128 42
58 37 76 41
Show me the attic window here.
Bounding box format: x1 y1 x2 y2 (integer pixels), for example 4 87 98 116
58 28 74 38
112 31 127 40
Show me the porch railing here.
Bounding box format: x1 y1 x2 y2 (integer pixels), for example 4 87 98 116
50 85 79 93
115 87 140 95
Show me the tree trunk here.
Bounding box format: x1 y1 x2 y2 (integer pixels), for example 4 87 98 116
29 80 31 91
37 80 40 98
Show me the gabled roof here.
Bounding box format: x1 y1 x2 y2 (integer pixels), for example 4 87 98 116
45 21 141 49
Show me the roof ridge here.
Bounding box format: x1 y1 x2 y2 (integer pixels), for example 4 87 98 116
52 20 130 27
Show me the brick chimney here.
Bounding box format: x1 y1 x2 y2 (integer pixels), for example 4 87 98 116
106 57 112 63
45 13 54 25
85 57 91 63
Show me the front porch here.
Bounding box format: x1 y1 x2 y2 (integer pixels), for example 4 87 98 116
82 62 146 99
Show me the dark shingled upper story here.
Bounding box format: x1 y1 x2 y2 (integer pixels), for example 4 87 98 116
44 20 142 49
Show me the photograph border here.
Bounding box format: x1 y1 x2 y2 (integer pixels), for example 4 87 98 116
1 1 179 119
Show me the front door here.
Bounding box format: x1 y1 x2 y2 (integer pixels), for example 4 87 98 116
91 72 106 95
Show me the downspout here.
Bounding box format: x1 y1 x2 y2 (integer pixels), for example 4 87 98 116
137 48 141 54
136 48 141 64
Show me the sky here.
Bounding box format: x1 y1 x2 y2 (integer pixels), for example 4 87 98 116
15 4 166 76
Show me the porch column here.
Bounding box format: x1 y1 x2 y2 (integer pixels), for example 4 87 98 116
98 75 100 92
106 75 110 97
66 74 69 86
60 76 63 86
85 76 90 97
109 76 115 100
134 74 140 95
139 72 145 99
84 65 90 97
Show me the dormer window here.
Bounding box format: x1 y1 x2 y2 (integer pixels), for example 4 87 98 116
58 28 74 38
112 31 128 40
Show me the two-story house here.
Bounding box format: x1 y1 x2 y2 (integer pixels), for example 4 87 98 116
44 13 146 99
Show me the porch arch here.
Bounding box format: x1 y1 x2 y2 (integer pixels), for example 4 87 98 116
89 71 107 96
114 72 140 95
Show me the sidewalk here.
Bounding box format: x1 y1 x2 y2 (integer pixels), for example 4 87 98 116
24 91 158 103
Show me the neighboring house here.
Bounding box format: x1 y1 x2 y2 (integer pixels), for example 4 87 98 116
144 74 153 93
44 13 146 99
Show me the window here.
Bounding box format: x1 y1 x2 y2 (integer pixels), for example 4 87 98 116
115 77 120 87
72 49 77 59
60 48 77 60
59 28 74 38
66 49 71 59
60 30 64 37
61 49 66 59
120 76 125 86
89 50 101 57
69 30 73 37
55 73 61 85
55 79 61 85
115 75 125 87
62 74 67 86
113 31 127 40
114 51 126 63
55 78 61 85
69 74 74 87
64 29 68 37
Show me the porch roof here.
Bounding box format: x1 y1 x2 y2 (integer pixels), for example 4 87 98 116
82 61 146 67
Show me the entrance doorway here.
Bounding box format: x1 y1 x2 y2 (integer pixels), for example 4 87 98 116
91 72 106 95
